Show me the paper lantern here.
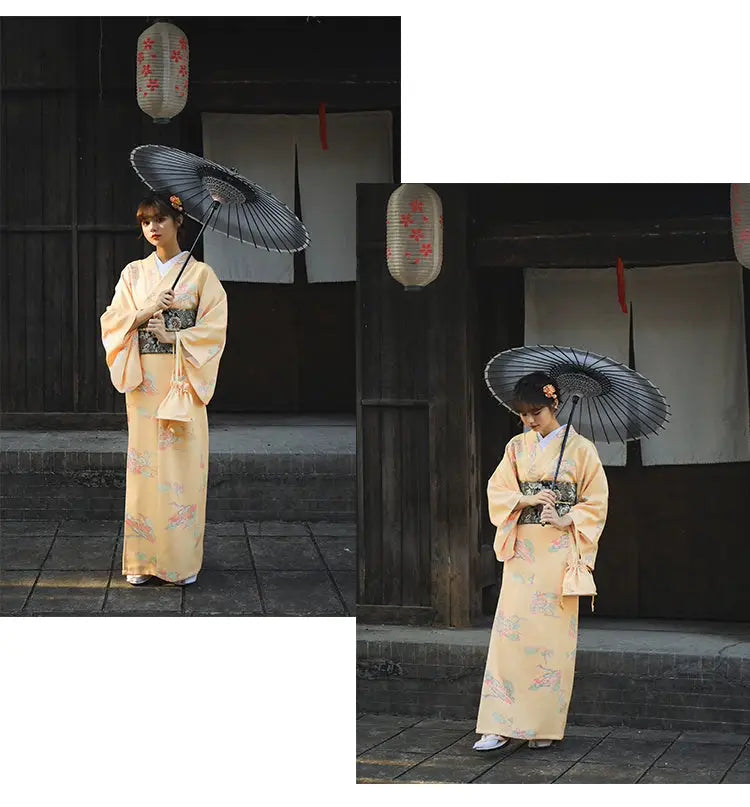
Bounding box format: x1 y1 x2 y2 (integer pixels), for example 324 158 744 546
730 184 750 267
136 21 189 124
386 184 443 291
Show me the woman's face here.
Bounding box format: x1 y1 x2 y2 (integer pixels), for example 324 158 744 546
518 403 558 433
140 210 180 248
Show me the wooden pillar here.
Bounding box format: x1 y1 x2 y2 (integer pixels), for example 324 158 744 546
356 183 481 627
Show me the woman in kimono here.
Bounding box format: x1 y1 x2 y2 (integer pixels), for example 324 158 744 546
100 194 228 586
473 371 608 750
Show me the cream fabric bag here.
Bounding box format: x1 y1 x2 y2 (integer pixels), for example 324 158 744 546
562 526 597 608
156 335 194 423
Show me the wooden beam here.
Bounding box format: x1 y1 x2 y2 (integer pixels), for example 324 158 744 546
361 399 430 407
476 216 734 268
0 225 140 232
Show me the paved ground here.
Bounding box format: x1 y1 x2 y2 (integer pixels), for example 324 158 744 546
0 519 355 616
356 714 750 783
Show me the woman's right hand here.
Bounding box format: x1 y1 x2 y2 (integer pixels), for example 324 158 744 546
523 489 558 509
152 289 175 314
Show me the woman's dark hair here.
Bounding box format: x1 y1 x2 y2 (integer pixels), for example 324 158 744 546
511 371 562 413
136 194 184 242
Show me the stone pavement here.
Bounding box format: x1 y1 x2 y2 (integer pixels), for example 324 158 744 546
356 714 750 783
0 519 355 616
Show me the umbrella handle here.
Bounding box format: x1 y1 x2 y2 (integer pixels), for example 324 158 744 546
541 395 580 526
170 200 220 290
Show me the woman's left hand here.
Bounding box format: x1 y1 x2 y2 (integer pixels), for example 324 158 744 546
541 503 571 530
146 313 175 344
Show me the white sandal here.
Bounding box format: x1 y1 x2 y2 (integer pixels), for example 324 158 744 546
473 734 509 751
171 574 197 586
126 574 151 585
528 739 553 748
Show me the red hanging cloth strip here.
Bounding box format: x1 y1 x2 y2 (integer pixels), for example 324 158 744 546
616 256 628 313
318 102 328 150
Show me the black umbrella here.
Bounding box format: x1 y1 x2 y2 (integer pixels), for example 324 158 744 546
130 144 310 288
484 344 670 486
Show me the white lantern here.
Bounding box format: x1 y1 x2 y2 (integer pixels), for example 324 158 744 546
730 184 750 267
136 21 189 124
386 184 443 291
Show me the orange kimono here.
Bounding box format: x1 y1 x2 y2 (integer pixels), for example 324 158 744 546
476 426 608 741
100 254 227 582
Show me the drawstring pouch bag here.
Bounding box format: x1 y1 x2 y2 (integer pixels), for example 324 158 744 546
562 527 597 610
156 334 193 423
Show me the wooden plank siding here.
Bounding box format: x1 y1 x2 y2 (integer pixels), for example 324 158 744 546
1 16 399 417
356 184 482 627
358 183 750 624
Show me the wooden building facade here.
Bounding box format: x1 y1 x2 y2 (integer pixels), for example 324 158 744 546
0 16 400 423
356 183 750 627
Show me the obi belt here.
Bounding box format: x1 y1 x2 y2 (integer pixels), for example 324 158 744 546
138 308 197 355
518 480 577 526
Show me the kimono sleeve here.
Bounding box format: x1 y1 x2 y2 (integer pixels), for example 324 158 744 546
569 440 609 569
179 264 228 405
100 264 143 393
488 438 524 562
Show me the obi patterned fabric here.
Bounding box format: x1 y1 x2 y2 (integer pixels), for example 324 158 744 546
138 308 197 355
518 481 577 525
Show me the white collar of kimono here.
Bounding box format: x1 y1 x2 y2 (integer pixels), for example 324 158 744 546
154 250 190 276
535 424 567 450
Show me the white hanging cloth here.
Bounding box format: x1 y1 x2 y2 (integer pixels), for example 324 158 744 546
200 110 393 284
201 113 297 283
296 110 393 283
629 261 750 465
524 267 630 467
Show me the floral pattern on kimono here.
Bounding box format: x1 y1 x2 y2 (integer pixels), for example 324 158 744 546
548 532 570 553
476 426 608 741
167 502 197 530
524 646 555 662
137 372 158 395
127 449 154 477
493 610 523 641
482 672 515 704
529 591 561 617
100 253 227 582
529 666 562 691
125 512 156 543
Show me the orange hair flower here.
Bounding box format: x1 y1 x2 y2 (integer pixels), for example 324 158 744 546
543 384 557 399
169 195 184 212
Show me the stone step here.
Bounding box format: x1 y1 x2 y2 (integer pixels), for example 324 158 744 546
357 619 750 733
0 416 355 522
